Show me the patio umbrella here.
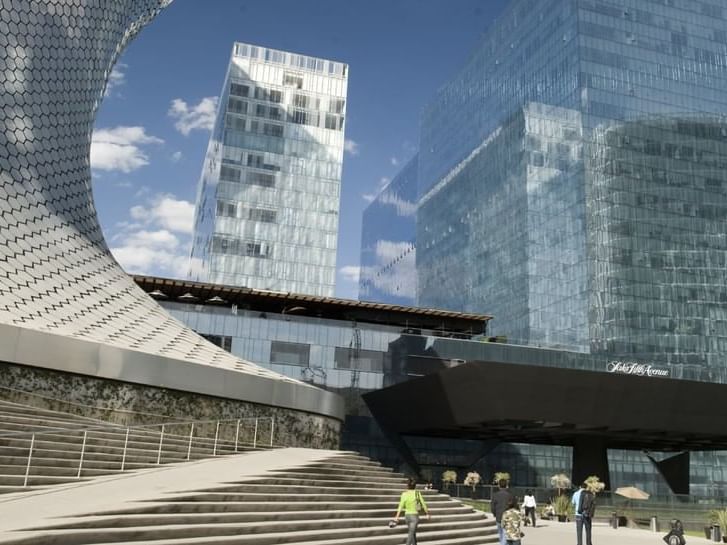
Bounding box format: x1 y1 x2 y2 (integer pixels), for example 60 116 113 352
615 486 650 500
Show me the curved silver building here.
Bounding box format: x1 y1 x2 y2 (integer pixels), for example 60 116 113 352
0 0 342 427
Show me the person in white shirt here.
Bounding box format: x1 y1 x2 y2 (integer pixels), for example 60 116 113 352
522 490 537 527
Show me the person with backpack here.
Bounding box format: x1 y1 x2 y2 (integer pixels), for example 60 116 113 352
572 482 596 545
393 478 430 545
501 496 525 545
662 519 686 545
491 478 515 545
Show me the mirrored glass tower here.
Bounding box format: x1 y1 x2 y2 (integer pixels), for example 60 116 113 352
410 0 727 379
191 43 348 296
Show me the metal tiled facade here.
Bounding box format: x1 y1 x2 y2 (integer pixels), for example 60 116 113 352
0 0 341 420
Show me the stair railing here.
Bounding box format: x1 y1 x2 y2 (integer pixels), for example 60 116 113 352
0 415 276 488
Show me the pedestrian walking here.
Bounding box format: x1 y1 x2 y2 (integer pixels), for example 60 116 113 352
501 496 524 545
572 482 596 545
522 489 537 527
491 478 514 545
393 478 430 545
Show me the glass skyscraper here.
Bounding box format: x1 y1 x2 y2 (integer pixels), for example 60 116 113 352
375 0 727 379
191 43 348 296
357 0 727 494
359 156 418 305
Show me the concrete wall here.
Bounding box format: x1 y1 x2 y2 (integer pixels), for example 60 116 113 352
0 361 340 450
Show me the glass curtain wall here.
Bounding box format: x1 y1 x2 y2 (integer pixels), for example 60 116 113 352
190 43 348 296
359 156 418 305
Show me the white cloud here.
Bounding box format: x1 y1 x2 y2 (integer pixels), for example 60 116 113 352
358 241 417 299
104 63 127 97
362 176 391 203
90 126 163 173
111 241 191 278
130 194 195 234
168 97 218 135
379 190 417 217
110 193 197 279
344 139 360 156
171 151 183 162
339 265 361 284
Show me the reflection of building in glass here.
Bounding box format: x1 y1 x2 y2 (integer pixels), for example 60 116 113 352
359 156 418 305
589 117 727 380
418 103 586 350
190 43 348 296
413 0 727 368
359 0 727 494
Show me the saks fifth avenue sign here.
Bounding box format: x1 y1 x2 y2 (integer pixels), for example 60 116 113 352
607 361 671 378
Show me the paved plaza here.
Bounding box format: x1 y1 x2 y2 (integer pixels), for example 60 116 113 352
521 519 712 545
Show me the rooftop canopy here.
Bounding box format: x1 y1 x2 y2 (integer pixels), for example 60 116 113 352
134 275 491 335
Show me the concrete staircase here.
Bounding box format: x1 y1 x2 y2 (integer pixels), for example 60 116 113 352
1 452 499 544
0 400 266 494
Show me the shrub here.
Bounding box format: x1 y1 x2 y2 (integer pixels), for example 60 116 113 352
464 471 481 490
550 473 572 493
492 471 511 485
584 475 605 494
442 470 457 484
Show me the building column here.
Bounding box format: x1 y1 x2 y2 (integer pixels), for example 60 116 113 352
572 437 610 490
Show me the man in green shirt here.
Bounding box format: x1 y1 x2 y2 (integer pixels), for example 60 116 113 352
394 478 430 545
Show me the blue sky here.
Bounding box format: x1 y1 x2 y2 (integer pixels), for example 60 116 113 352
93 0 509 299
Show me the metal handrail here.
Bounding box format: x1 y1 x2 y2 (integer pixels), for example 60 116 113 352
2 415 276 488
0 415 271 439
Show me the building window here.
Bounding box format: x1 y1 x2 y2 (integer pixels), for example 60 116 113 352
263 123 284 137
230 83 249 97
256 104 267 117
283 72 304 88
325 114 341 131
248 208 277 223
227 97 248 114
329 98 345 114
200 334 232 352
219 166 241 182
246 171 276 188
292 110 308 125
211 236 270 258
216 200 237 218
247 153 264 168
293 94 309 108
270 341 310 366
334 347 385 372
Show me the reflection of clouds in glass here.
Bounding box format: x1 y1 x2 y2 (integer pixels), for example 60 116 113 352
378 190 416 217
359 240 416 299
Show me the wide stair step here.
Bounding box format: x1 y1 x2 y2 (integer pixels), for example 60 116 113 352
3 452 498 545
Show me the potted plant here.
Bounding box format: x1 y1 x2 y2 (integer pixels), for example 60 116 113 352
552 494 573 522
583 475 605 494
550 473 571 496
708 508 727 542
464 471 481 499
492 471 511 486
442 470 457 493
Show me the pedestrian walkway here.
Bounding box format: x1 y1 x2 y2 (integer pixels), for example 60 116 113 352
523 519 713 545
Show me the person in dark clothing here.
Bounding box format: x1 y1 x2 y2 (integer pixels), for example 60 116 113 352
491 479 515 545
574 482 595 545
